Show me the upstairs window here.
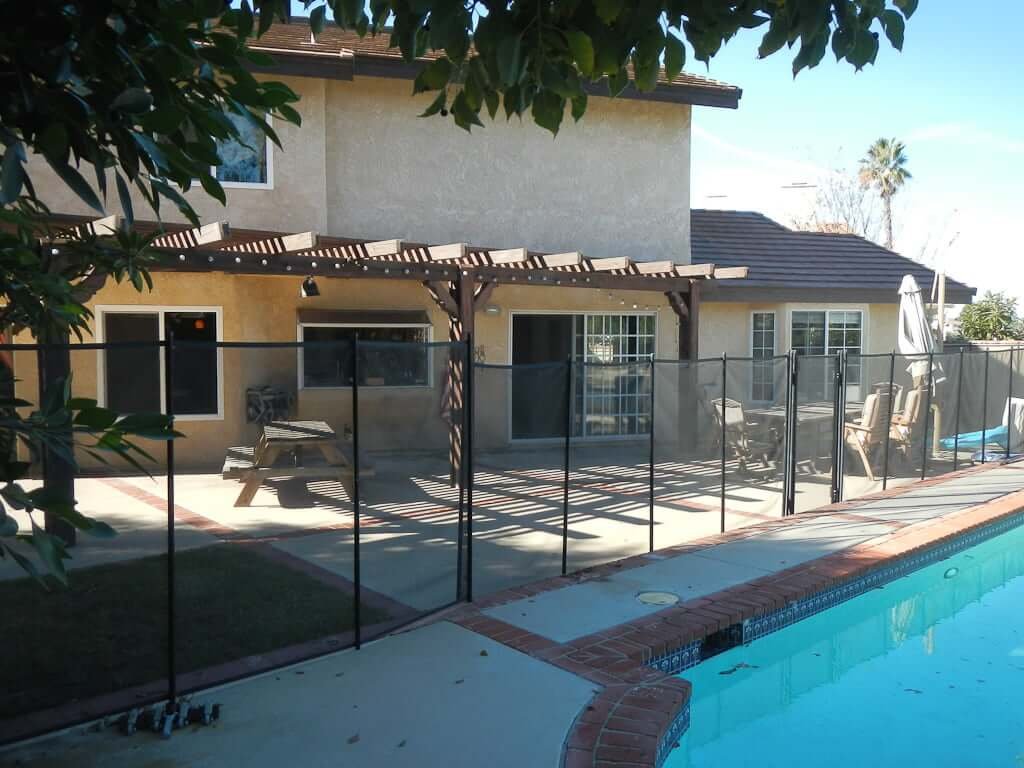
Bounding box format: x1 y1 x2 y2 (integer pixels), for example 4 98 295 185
214 112 272 188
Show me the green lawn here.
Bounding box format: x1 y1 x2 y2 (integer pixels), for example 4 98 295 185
1 544 387 718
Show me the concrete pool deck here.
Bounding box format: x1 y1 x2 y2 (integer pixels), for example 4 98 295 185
3 461 1023 768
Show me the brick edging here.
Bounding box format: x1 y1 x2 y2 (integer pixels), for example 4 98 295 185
445 460 1024 768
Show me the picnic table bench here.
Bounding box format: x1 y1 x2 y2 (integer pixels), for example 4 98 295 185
222 420 374 507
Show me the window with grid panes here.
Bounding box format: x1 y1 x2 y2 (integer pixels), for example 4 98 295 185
578 314 655 436
751 312 776 401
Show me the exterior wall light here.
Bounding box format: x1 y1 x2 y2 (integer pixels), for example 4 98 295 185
300 276 320 298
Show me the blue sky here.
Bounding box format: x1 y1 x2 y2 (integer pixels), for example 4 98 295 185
689 3 1024 305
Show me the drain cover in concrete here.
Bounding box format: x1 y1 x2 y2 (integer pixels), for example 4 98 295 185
636 590 680 606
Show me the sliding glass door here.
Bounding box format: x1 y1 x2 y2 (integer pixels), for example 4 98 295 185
511 313 654 440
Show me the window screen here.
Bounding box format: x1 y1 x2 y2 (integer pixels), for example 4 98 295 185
215 112 269 185
301 326 429 387
166 312 218 415
103 313 161 413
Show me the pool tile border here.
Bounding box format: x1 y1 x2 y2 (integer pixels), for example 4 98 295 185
443 460 1024 768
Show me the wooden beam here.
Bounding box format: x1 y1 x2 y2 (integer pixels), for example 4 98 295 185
488 247 529 265
687 280 700 360
589 256 632 272
635 260 675 275
541 251 582 268
364 239 403 258
428 243 468 261
674 263 715 278
424 281 459 318
712 266 749 279
82 214 122 236
224 231 318 254
473 281 497 311
665 290 688 320
152 221 228 250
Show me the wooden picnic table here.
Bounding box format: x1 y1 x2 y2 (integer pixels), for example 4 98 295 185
223 420 371 507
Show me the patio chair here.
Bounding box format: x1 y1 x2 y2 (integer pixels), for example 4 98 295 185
889 386 927 463
709 397 781 477
871 381 904 414
843 389 892 481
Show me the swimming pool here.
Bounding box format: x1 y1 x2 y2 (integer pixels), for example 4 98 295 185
665 521 1024 768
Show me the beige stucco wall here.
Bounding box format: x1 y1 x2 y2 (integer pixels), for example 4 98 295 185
323 77 691 261
13 272 684 469
24 77 330 234
25 73 691 263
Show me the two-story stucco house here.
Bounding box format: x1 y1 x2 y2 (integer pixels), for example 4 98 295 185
18 20 974 469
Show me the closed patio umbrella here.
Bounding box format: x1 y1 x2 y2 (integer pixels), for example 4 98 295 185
897 275 944 385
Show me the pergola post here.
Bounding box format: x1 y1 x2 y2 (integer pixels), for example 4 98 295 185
424 269 494 486
37 327 76 546
666 280 700 362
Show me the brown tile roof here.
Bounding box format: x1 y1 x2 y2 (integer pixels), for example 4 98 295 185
691 209 977 304
250 20 741 108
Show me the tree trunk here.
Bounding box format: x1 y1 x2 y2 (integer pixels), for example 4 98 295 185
883 195 893 250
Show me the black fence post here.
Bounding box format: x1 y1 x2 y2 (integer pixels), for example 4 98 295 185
981 350 990 463
720 353 727 533
352 334 361 648
163 333 177 709
920 351 935 480
465 333 475 602
953 347 964 471
830 351 845 503
1007 347 1016 461
562 355 572 575
648 355 655 553
786 351 800 516
37 332 76 546
882 351 896 490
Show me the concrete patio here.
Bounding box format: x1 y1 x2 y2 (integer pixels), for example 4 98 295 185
3 462 1021 768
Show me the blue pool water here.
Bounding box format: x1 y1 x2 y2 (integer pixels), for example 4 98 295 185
666 523 1024 768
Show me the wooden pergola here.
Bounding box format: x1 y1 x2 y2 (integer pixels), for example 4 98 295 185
62 214 747 361
55 214 750 489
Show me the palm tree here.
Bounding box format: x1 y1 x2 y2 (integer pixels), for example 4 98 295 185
858 138 912 250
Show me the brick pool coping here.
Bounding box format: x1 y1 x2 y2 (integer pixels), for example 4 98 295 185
445 460 1024 768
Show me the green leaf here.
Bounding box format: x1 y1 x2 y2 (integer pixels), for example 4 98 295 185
881 10 905 51
1 144 24 204
594 0 624 24
199 172 227 205
45 158 104 213
29 524 68 585
115 172 134 224
110 88 153 114
565 30 595 78
758 16 790 59
531 89 564 135
0 516 17 537
413 58 453 94
309 6 327 35
570 92 588 122
419 89 447 118
450 90 484 132
664 32 686 82
496 34 523 87
607 67 629 98
484 88 500 120
131 133 168 174
894 0 918 18
73 406 119 431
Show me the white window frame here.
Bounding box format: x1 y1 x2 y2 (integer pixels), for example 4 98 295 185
213 113 274 190
506 309 659 442
296 322 435 391
94 305 225 421
787 308 867 357
750 310 777 403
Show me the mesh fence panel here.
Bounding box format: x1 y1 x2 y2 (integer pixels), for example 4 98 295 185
566 361 652 573
842 353 897 500
986 349 1015 463
792 355 838 513
652 359 725 545
924 350 962 480
723 357 788 524
0 344 170 741
471 361 569 598
173 340 359 697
